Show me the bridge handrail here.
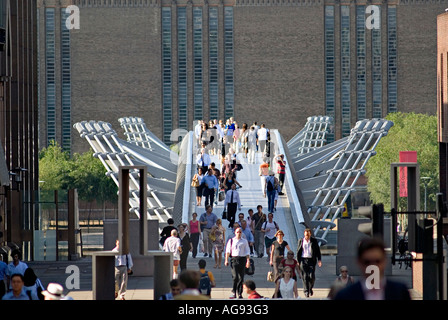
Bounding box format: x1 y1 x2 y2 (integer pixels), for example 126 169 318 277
181 131 194 225
272 129 306 236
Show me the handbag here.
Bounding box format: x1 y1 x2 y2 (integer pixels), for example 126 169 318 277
191 175 200 187
222 211 227 219
218 189 225 202
267 267 274 282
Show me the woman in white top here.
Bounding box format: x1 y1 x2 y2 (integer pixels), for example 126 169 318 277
274 266 298 299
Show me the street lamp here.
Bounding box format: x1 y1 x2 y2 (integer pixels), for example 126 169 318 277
421 176 431 214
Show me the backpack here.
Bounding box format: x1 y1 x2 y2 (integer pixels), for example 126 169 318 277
262 221 278 231
199 270 212 295
266 177 274 191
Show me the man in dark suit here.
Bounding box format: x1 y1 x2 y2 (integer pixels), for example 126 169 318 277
333 237 411 300
296 228 322 297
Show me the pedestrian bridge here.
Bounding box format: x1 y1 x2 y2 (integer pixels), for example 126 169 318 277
74 116 393 248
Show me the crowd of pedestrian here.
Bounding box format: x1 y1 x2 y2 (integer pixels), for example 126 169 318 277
0 249 73 300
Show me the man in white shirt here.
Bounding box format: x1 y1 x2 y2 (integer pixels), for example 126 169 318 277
261 212 279 260
163 229 182 279
296 228 322 298
247 126 257 164
223 183 241 228
112 239 133 300
257 124 268 154
196 148 211 173
194 120 204 148
224 227 251 299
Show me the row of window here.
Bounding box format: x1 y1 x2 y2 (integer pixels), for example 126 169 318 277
324 5 398 139
45 8 72 153
162 6 235 144
45 9 56 145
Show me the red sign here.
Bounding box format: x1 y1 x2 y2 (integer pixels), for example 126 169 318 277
399 151 417 197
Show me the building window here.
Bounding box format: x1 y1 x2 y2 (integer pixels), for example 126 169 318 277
61 8 72 153
209 6 219 120
387 6 397 114
356 5 366 121
45 8 56 145
177 7 187 131
193 6 203 121
162 7 172 143
340 5 351 137
325 6 335 142
224 6 234 120
372 6 382 119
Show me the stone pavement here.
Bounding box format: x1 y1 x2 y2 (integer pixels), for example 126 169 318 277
26 249 419 301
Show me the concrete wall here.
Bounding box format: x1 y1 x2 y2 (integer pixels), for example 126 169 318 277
103 219 159 276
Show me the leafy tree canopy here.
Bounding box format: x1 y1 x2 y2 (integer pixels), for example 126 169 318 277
365 112 438 211
39 141 117 204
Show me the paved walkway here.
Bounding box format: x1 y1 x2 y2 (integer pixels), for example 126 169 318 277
27 249 419 300
25 150 419 301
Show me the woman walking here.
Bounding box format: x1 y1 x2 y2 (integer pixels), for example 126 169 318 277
211 219 226 268
274 266 298 299
189 213 201 258
270 230 291 281
178 224 192 272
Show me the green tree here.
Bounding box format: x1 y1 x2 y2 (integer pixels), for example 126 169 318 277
365 112 439 213
39 141 73 192
39 142 117 204
69 150 117 204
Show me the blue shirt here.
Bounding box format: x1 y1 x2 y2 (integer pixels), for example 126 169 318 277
241 227 254 242
0 261 7 280
201 174 218 190
226 123 235 136
2 290 30 300
200 212 218 229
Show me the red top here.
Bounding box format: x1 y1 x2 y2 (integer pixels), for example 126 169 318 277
248 291 263 299
189 220 200 234
277 159 286 174
280 258 298 278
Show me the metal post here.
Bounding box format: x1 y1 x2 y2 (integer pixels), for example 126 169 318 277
118 168 130 255
138 167 148 255
436 193 446 300
55 190 59 261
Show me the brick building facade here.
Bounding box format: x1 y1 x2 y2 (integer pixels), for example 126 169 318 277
37 0 446 154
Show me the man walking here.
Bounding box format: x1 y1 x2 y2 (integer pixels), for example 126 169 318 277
199 205 218 257
252 205 266 258
201 168 219 209
112 239 133 300
224 227 251 299
296 228 322 297
264 171 278 213
223 183 241 228
197 148 211 174
257 124 268 154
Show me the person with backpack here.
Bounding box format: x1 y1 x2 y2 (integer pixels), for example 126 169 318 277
264 170 278 213
198 259 215 297
261 213 279 261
